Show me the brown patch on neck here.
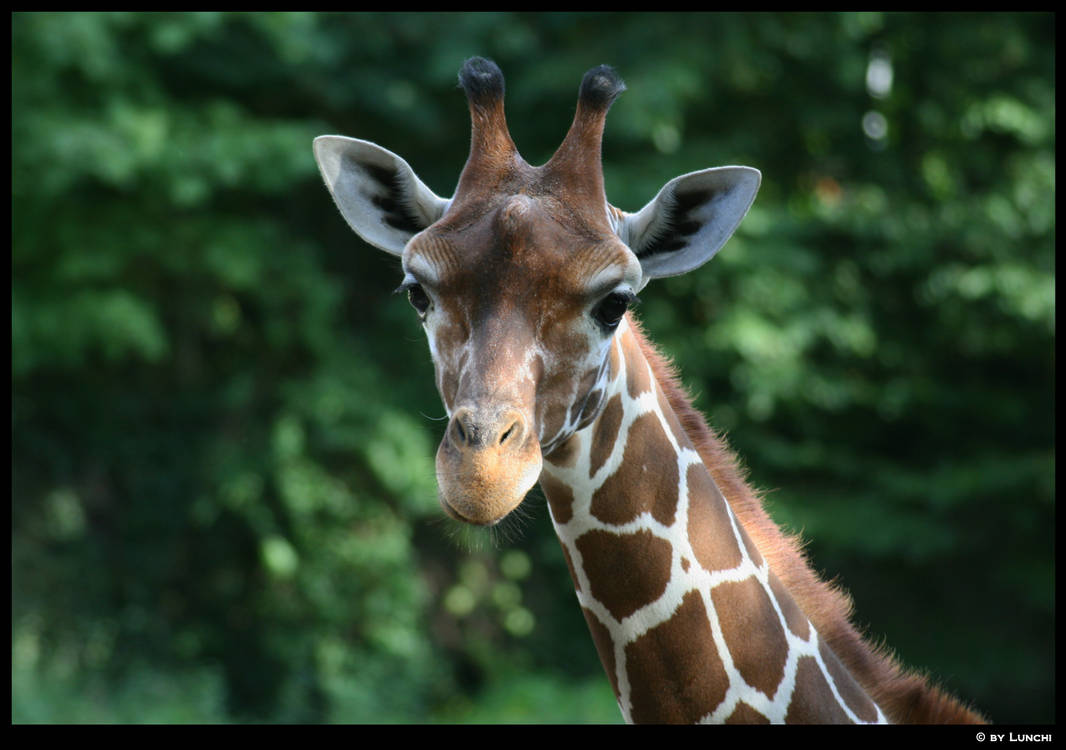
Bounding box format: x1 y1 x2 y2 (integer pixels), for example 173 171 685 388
625 590 729 724
590 412 679 527
711 577 790 697
685 464 743 572
622 329 652 399
768 570 809 640
557 541 581 593
581 607 620 701
539 470 574 524
575 528 672 621
588 393 623 477
543 434 579 468
786 657 855 724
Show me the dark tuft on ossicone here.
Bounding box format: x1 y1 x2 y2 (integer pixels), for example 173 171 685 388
578 65 626 110
458 57 505 106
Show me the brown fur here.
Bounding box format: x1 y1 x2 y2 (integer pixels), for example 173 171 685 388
626 314 986 724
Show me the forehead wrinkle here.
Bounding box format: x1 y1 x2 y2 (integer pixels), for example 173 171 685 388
568 240 640 296
493 205 630 302
403 232 461 286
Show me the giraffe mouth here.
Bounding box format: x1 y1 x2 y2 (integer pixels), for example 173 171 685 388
435 449 543 526
435 404 543 526
439 497 506 527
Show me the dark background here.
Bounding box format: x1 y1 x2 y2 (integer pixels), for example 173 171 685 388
12 12 1054 723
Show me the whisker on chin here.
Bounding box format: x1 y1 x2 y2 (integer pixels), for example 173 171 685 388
419 481 546 552
433 515 496 553
488 487 544 548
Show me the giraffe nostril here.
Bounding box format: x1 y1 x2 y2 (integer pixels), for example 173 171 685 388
499 421 518 446
454 417 469 445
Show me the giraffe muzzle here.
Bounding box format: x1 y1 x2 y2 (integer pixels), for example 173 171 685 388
436 405 542 525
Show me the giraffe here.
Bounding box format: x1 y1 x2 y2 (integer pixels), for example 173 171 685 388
313 57 985 724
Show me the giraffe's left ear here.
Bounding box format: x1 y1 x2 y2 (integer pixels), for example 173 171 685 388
314 135 451 256
617 166 761 284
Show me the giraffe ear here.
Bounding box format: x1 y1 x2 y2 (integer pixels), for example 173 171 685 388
618 166 761 283
313 135 451 256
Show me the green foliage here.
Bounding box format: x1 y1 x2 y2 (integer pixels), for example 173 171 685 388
12 12 1053 724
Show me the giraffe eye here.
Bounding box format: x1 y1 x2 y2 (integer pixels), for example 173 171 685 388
592 291 636 330
395 281 431 317
407 284 430 315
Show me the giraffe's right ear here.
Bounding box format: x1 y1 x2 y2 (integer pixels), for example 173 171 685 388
617 166 761 285
313 135 451 256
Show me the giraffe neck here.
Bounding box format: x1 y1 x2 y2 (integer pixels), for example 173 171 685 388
539 317 887 724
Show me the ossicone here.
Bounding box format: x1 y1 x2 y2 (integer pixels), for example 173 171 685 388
540 64 626 225
458 56 505 108
578 64 626 112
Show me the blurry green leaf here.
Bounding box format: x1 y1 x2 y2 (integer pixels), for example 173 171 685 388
499 550 532 580
261 535 300 579
44 488 86 541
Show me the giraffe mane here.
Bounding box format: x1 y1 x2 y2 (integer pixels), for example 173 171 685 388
625 313 986 725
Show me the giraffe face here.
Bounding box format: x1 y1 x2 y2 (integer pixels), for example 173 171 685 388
314 57 760 526
402 192 642 525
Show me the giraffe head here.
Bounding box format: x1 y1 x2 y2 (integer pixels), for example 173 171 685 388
314 58 759 526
